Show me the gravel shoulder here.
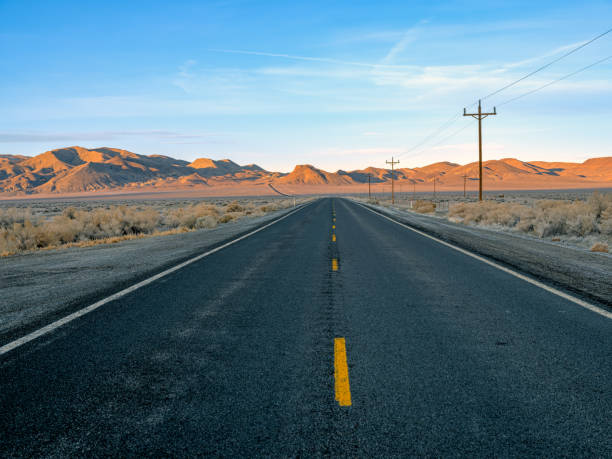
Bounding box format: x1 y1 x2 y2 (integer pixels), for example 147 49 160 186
355 200 611 308
0 203 311 345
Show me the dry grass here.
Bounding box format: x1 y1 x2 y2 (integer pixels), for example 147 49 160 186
590 242 609 253
352 196 437 214
0 198 305 256
412 200 436 214
448 192 612 248
352 191 612 251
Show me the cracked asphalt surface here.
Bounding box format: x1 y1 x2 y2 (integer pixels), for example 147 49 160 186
1 198 610 456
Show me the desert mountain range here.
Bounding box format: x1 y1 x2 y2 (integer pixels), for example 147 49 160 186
0 146 610 196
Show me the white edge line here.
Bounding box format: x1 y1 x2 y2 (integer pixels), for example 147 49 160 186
0 201 315 356
354 201 612 320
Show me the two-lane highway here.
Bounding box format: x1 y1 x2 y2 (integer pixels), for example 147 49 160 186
1 198 611 456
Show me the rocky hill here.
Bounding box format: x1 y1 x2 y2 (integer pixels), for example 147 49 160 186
0 146 610 195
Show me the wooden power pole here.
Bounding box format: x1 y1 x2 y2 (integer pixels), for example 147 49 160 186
386 156 400 204
368 174 371 200
464 100 496 201
463 174 467 198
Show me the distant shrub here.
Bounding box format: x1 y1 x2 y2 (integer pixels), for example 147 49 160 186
260 199 296 213
218 214 235 224
226 201 244 212
413 200 435 213
0 197 310 256
590 242 608 253
0 207 35 227
195 215 218 229
448 192 612 242
164 203 221 229
62 206 78 219
192 203 220 217
260 204 277 212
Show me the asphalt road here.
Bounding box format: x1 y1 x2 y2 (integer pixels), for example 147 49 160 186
1 198 610 457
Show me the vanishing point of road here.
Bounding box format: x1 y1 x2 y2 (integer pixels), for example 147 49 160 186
1 198 610 456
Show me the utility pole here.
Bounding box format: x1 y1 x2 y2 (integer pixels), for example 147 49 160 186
463 174 467 198
433 176 436 200
386 156 400 204
464 99 497 201
368 174 371 200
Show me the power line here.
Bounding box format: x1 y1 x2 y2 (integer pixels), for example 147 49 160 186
396 50 610 165
405 119 475 160
481 27 612 102
396 28 611 161
390 27 611 167
427 120 474 150
497 54 612 107
397 99 481 160
398 113 462 158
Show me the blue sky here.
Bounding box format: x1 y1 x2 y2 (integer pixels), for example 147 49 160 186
1 0 611 172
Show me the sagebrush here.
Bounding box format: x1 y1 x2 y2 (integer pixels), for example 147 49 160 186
0 198 302 256
449 192 612 240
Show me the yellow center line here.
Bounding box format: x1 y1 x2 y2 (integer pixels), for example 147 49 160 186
332 258 338 271
332 234 336 242
334 338 352 406
332 225 335 229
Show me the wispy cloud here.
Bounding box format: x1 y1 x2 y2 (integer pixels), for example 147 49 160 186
173 59 197 92
0 130 224 143
379 23 422 65
500 40 588 71
208 48 413 69
330 19 549 46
